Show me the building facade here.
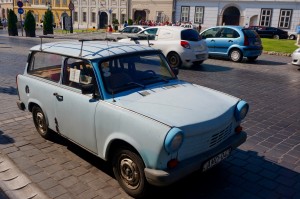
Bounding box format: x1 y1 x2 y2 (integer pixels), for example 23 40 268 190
0 0 13 19
175 0 300 32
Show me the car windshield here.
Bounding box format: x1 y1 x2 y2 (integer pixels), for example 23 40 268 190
181 29 200 41
98 52 176 94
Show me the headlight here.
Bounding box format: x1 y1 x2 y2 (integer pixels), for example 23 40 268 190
164 128 184 153
235 100 249 121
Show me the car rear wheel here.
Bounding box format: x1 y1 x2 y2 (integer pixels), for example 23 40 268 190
167 52 182 68
112 148 148 198
273 35 280 39
247 56 258 62
32 106 50 139
229 49 243 62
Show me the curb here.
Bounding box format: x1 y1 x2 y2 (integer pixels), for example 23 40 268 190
0 153 50 199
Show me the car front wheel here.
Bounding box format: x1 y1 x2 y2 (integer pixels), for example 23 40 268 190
229 49 243 62
289 34 296 40
32 106 50 138
112 149 148 198
167 52 182 68
273 35 280 39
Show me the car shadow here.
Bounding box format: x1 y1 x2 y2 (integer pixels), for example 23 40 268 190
248 59 288 66
47 132 300 199
181 64 232 72
0 86 18 95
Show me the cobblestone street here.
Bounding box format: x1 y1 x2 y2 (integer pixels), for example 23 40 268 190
0 31 299 199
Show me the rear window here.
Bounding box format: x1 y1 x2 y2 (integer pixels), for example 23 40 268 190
181 29 200 41
243 29 259 38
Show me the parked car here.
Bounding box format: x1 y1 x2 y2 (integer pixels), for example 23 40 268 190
116 25 149 35
118 26 209 68
291 48 300 66
200 26 263 62
288 32 297 40
248 26 288 39
16 38 248 198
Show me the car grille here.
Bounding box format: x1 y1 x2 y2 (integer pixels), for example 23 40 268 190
179 123 233 159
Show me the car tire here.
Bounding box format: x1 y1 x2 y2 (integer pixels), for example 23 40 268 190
167 52 182 68
32 106 50 139
229 49 243 62
112 148 148 198
273 35 280 39
247 56 258 62
289 34 296 40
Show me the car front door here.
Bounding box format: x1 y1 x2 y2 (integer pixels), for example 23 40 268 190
201 27 221 53
54 58 99 153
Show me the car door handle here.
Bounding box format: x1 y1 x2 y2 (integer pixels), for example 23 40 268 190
228 40 233 42
53 93 63 101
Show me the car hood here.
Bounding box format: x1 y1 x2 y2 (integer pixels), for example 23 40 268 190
112 82 240 129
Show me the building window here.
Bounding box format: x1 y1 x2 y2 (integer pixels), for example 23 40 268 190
74 12 78 22
112 13 116 21
62 0 67 6
194 6 204 24
121 14 126 24
83 12 87 22
260 8 272 27
156 11 164 23
34 0 38 5
55 0 60 7
278 9 292 29
180 6 190 23
91 12 96 23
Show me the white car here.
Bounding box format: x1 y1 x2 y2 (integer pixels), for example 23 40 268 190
118 26 209 68
291 48 300 66
16 38 248 198
116 25 149 35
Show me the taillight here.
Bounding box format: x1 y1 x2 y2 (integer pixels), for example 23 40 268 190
244 36 249 46
181 41 190 49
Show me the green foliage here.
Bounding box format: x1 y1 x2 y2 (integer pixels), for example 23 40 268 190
113 19 119 25
261 38 298 54
24 10 36 37
43 9 54 35
128 19 133 25
7 9 18 36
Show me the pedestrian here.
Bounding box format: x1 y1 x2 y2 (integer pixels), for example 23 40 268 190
107 24 113 33
198 24 202 33
2 18 7 30
123 20 128 28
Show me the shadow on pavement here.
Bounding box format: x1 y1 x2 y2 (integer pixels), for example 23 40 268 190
0 87 18 95
181 64 232 72
46 131 300 199
249 59 288 66
0 130 15 144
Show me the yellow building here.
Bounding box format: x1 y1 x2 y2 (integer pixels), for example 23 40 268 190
13 0 71 28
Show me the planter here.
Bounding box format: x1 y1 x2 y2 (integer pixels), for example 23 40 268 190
25 30 36 37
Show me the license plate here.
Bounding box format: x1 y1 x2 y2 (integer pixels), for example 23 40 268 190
202 148 231 172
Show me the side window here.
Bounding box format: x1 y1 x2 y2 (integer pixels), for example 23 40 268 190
218 28 240 38
139 28 157 40
202 28 220 38
63 58 99 95
28 52 62 83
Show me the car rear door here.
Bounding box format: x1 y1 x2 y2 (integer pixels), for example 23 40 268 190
214 27 240 55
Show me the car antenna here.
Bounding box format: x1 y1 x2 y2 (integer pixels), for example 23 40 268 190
78 39 87 57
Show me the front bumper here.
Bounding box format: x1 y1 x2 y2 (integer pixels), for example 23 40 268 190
144 131 247 186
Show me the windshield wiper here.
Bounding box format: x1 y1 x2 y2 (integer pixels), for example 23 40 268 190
141 75 169 83
125 81 146 89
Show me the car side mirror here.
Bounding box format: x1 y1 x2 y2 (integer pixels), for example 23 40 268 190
81 84 95 95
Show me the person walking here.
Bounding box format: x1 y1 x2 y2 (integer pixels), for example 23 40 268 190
123 21 128 28
107 25 113 33
198 24 202 33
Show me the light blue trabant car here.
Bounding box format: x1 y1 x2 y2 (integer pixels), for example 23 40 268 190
16 40 248 198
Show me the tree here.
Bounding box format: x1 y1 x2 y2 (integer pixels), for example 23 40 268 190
128 19 133 25
24 10 36 37
43 9 53 35
7 9 18 36
112 18 119 31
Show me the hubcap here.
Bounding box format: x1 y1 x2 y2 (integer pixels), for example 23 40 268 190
36 112 45 133
169 56 177 66
231 51 240 61
120 158 140 188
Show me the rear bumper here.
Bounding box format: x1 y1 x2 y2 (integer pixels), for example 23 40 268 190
144 131 247 187
17 100 25 111
243 47 263 57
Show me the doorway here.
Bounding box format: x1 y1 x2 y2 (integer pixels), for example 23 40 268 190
222 6 240 25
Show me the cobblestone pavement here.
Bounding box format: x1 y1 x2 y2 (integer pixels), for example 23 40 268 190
0 30 300 199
